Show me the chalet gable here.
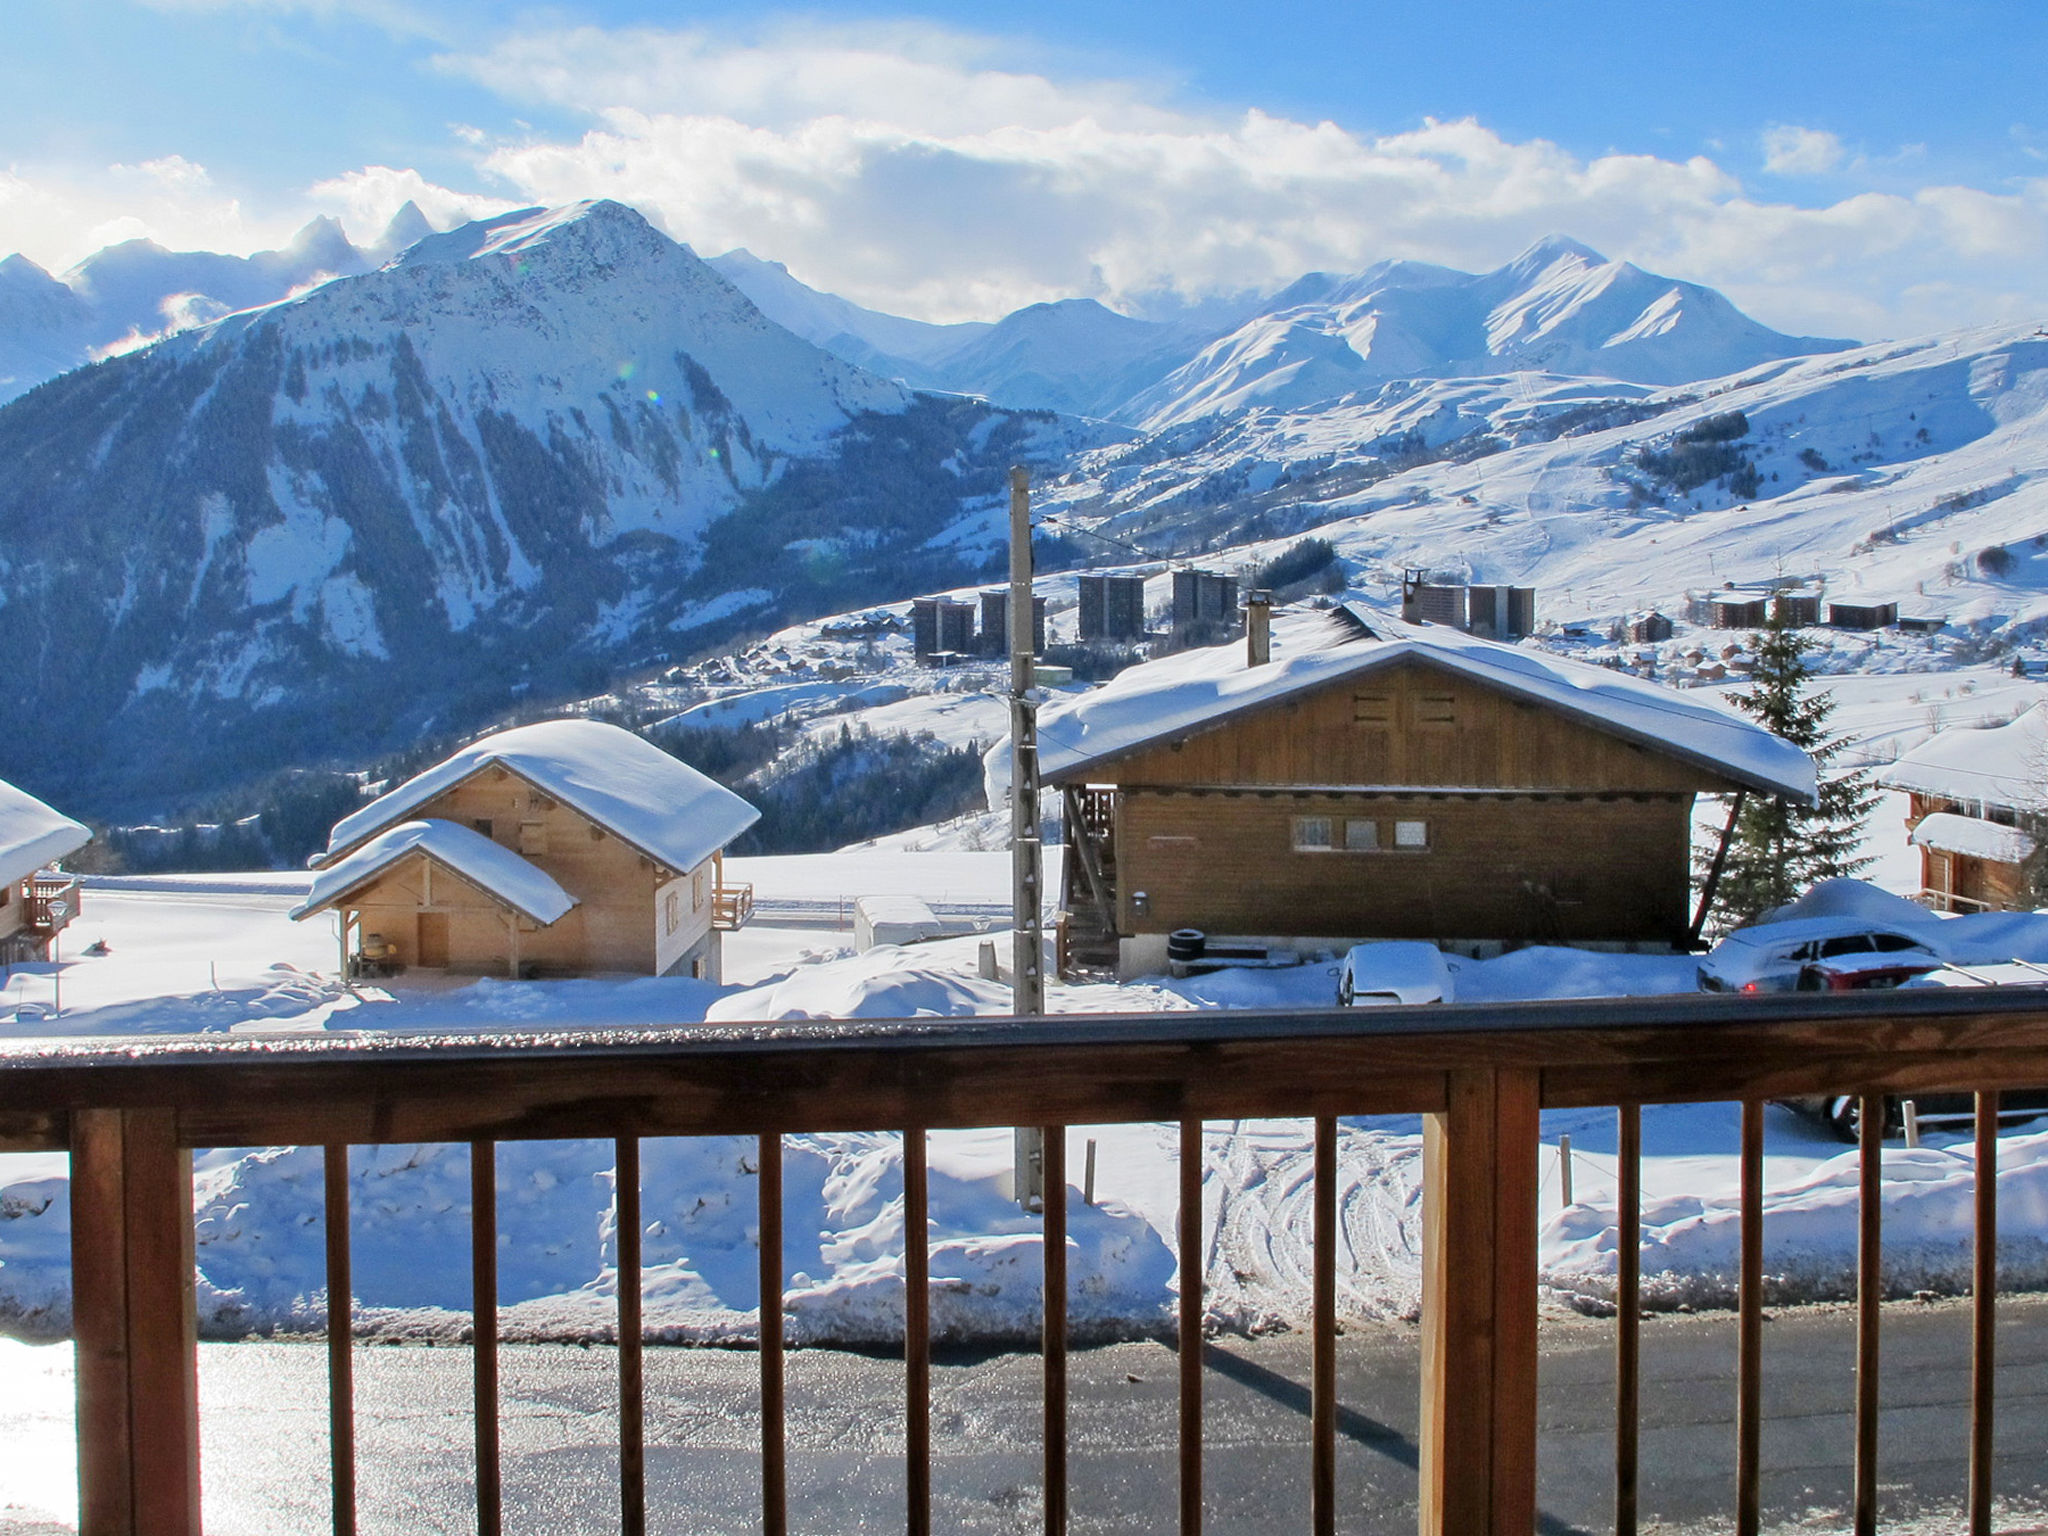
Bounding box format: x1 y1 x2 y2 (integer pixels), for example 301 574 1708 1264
1019 606 1815 802
315 720 759 877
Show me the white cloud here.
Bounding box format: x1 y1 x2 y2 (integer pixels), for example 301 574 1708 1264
1761 125 1846 177
8 22 2048 345
422 24 2048 339
0 159 273 273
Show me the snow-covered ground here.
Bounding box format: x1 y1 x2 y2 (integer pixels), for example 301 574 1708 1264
8 668 2048 1384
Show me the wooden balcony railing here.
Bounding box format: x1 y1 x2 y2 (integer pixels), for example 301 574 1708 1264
711 881 754 931
26 871 80 937
4 988 2048 1534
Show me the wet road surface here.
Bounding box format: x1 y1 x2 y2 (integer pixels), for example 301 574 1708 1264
11 1298 2048 1533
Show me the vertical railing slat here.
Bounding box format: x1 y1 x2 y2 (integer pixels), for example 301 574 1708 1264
1971 1089 1999 1536
1854 1096 1882 1536
70 1109 135 1535
1311 1114 1337 1536
1179 1116 1203 1536
1615 1103 1641 1536
615 1138 645 1536
1043 1124 1069 1536
324 1143 357 1536
1736 1100 1763 1536
472 1140 502 1536
760 1133 787 1536
905 1127 931 1536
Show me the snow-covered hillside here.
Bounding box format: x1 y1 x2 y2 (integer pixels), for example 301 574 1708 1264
0 201 1098 815
1026 320 2048 651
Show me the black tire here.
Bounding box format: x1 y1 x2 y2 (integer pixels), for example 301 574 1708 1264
1826 1094 1903 1144
1338 975 1354 1007
1167 928 1206 963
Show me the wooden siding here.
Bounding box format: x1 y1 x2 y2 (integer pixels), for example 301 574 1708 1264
346 769 693 974
1074 656 1748 794
1116 789 1694 943
0 881 22 945
1905 793 2027 911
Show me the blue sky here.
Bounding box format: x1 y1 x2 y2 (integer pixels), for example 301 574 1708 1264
6 0 2048 336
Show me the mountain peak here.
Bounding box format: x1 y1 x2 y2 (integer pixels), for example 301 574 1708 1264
283 215 357 267
370 200 436 263
392 200 667 271
1501 235 1607 276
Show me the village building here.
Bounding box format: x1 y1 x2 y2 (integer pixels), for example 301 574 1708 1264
0 777 91 966
293 720 759 980
1005 604 1815 977
1877 703 2048 912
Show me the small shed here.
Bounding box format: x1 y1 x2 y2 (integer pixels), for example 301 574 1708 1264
854 895 944 953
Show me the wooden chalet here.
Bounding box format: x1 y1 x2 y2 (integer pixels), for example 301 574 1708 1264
0 776 91 966
293 720 759 979
1013 604 1816 976
1878 703 2048 912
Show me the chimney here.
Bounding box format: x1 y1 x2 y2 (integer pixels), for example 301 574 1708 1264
1246 590 1272 667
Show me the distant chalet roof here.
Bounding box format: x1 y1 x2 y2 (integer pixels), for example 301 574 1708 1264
0 777 91 891
317 719 760 875
1012 604 1817 802
293 819 578 926
1910 811 2038 866
1878 703 2048 813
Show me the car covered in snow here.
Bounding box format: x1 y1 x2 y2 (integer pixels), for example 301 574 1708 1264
1336 941 1455 1007
1697 917 1943 995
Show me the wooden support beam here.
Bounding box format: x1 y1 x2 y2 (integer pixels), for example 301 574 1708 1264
1419 1069 1539 1536
70 1107 201 1536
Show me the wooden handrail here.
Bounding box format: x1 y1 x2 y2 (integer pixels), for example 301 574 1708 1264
14 989 2048 1535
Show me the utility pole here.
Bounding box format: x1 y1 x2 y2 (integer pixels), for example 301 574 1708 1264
1009 465 1045 1211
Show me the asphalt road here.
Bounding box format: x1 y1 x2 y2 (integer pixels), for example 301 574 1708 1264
13 1299 2048 1533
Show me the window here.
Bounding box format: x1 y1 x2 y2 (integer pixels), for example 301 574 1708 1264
1292 817 1334 851
1344 819 1380 851
692 870 706 911
471 818 494 840
1393 819 1429 850
664 890 681 936
518 820 548 856
1352 693 1393 725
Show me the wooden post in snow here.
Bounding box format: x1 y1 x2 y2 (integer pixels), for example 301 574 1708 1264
1010 465 1046 1211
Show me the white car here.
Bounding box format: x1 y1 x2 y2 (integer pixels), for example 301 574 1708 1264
1336 941 1456 1007
1697 917 1943 995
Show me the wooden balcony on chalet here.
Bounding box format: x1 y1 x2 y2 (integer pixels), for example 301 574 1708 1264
5 988 2047 1535
25 870 80 937
710 881 754 931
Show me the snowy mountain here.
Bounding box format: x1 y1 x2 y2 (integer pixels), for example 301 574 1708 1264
0 202 441 404
0 200 1092 814
711 236 1850 429
1034 318 2048 646
0 254 95 400
709 255 1196 416
707 248 989 379
1123 237 1855 429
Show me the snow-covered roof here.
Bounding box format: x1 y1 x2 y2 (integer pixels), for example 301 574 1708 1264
292 819 578 926
1001 605 1815 802
318 720 759 875
0 777 90 891
1878 704 2048 812
1911 811 2038 865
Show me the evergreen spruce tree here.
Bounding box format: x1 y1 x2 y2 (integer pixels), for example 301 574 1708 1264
1699 602 1880 931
